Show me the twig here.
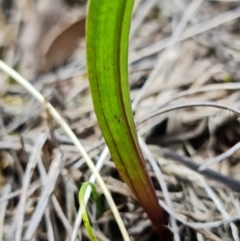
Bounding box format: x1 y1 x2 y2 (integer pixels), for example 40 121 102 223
36 154 73 235
0 181 41 204
13 133 47 241
197 229 225 241
44 207 55 241
131 6 240 63
130 0 156 39
139 102 240 124
139 137 181 241
131 0 204 109
24 149 63 240
161 148 240 193
52 196 73 234
0 183 11 241
199 141 240 171
159 200 240 229
200 179 239 241
150 82 240 111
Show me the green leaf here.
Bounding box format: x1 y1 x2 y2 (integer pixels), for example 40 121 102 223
79 182 102 241
86 0 168 238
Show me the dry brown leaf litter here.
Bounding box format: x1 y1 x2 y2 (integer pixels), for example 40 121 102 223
1 0 240 240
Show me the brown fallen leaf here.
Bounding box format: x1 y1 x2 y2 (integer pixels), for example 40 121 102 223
19 0 68 80
19 0 85 79
38 10 86 73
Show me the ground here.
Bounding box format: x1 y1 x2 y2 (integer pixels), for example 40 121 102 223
0 0 240 240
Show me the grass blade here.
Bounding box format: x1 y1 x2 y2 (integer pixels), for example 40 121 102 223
79 182 102 241
86 0 168 238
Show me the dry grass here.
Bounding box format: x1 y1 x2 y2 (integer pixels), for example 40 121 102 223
1 0 240 240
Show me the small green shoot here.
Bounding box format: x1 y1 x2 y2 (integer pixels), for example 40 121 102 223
78 182 102 241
